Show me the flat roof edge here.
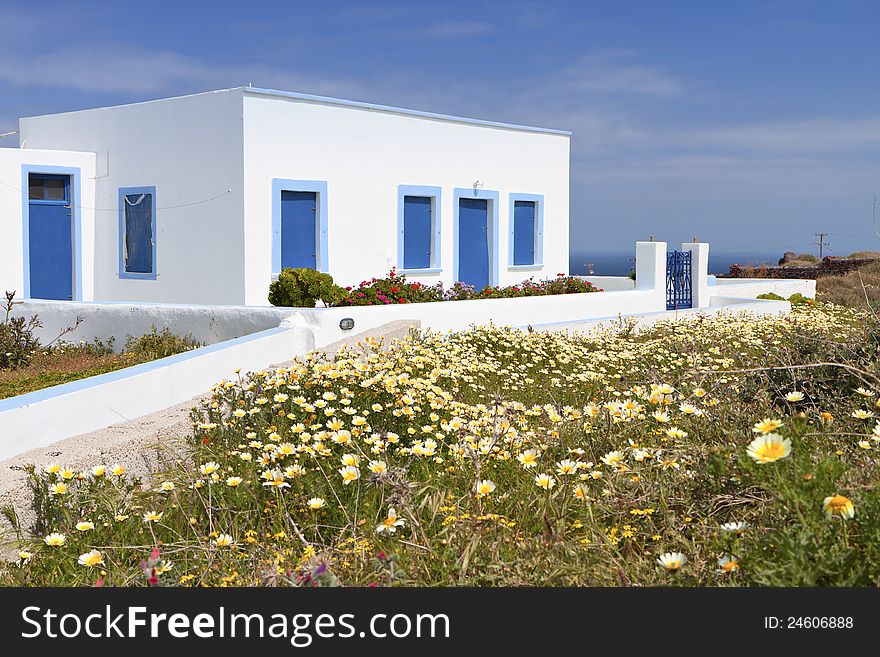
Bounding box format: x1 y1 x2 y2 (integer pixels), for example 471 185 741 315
243 87 572 136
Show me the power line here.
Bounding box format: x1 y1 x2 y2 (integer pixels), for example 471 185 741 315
0 178 232 211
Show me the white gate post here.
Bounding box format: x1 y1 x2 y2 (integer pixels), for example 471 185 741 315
681 242 709 308
635 241 667 312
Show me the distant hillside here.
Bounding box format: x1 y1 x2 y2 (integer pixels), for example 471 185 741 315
720 252 880 280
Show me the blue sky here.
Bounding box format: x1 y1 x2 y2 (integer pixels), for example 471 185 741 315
2 0 879 260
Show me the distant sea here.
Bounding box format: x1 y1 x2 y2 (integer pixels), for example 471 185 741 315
570 251 784 277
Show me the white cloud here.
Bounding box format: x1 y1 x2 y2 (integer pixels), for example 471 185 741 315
683 118 880 153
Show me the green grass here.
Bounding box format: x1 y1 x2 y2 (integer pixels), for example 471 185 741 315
0 327 199 400
3 304 880 587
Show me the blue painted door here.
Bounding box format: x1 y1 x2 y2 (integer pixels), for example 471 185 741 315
458 198 490 289
403 195 432 269
28 174 73 300
281 191 317 270
513 200 536 265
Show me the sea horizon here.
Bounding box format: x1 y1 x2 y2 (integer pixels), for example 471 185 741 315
569 250 787 277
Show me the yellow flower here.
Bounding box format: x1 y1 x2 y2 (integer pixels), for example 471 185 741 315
44 533 66 546
75 521 95 532
717 556 739 573
822 494 855 520
49 483 68 496
338 465 360 485
261 470 290 489
159 481 175 492
199 461 219 475
658 552 686 572
111 464 126 476
556 459 578 475
517 450 539 469
852 409 874 420
368 460 387 474
45 464 61 475
752 418 783 434
601 451 626 468
18 550 33 562
307 497 326 510
534 473 556 490
376 508 405 533
475 479 496 496
59 468 75 480
785 391 805 402
214 533 234 547
78 550 104 567
746 433 791 463
91 465 106 477
226 476 243 487
142 511 164 523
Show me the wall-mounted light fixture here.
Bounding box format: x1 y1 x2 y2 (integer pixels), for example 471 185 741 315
473 180 483 194
339 318 355 331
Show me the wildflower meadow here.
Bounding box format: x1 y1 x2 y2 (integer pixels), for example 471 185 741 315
3 302 880 587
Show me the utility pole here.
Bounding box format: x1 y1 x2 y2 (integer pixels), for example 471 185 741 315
814 232 829 259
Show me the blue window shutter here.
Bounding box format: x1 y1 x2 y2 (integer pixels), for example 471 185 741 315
403 195 432 269
513 200 536 265
124 193 154 274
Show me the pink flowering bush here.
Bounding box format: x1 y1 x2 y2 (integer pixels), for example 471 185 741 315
335 270 601 307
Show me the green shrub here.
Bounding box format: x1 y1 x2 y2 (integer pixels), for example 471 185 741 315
787 293 812 306
269 268 346 307
123 327 199 360
0 291 41 369
757 292 785 301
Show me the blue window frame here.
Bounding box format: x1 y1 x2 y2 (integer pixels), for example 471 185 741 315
397 185 442 273
453 187 500 288
118 186 157 279
508 193 544 270
21 164 84 300
272 179 329 276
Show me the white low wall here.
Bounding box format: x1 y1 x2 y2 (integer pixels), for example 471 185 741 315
708 276 816 299
536 297 791 335
0 324 314 460
11 299 292 350
579 275 636 291
285 286 666 348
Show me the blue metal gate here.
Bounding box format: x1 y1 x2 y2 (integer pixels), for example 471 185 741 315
666 250 692 310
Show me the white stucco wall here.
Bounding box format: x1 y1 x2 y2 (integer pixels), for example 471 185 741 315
18 89 246 304
241 90 570 305
0 148 96 300
709 277 816 299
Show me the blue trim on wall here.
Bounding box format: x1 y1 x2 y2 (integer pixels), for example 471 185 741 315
271 179 329 276
244 87 572 136
0 325 292 413
20 164 83 300
508 192 545 270
453 187 500 287
118 186 158 280
397 185 442 273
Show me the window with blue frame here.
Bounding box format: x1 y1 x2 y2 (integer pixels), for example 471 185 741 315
398 185 442 272
119 187 156 277
509 194 543 268
512 200 537 265
403 196 432 269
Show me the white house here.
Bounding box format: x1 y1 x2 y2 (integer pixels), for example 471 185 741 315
0 87 571 306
